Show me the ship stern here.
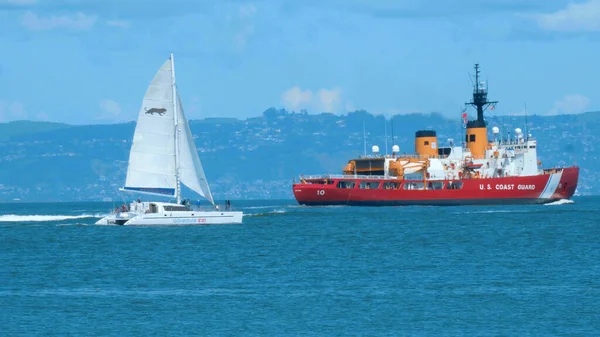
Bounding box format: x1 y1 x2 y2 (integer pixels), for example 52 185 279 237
551 166 579 200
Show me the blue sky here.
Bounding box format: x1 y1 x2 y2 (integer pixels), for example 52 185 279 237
0 0 599 124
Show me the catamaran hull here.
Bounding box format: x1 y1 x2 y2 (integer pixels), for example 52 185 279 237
95 211 243 226
293 167 579 206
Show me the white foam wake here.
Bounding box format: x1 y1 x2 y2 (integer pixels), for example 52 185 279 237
545 199 575 206
244 209 286 217
0 214 102 222
243 205 281 210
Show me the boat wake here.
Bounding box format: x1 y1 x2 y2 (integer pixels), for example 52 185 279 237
545 199 575 206
244 209 286 217
243 205 283 210
452 209 522 215
56 223 92 226
0 214 103 222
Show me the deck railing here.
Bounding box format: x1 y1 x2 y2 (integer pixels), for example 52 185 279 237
300 174 399 181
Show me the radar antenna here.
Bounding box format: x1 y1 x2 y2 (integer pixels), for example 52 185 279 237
465 64 498 127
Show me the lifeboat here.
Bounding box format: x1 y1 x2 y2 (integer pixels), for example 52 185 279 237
465 163 483 169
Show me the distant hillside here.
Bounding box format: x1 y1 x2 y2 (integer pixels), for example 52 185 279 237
0 120 71 142
0 109 598 202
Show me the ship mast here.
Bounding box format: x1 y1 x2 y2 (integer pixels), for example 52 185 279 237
171 53 181 204
465 64 497 127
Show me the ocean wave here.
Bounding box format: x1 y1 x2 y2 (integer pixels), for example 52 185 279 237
56 223 91 226
0 287 260 297
242 205 283 210
244 209 286 217
544 199 575 206
454 210 517 214
0 214 103 222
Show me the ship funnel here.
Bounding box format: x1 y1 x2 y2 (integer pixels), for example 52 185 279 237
464 64 497 159
415 130 438 158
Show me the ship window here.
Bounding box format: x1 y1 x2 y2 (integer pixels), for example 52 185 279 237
359 181 380 189
424 141 429 145
469 134 476 142
427 182 444 190
438 147 452 157
146 203 158 213
403 182 424 190
307 179 328 185
465 135 469 143
529 145 536 148
337 181 356 189
446 181 463 190
383 182 400 190
164 205 191 211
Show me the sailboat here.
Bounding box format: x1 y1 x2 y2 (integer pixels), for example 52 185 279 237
96 53 243 225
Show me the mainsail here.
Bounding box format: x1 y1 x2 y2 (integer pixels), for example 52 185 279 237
122 54 214 204
122 59 177 196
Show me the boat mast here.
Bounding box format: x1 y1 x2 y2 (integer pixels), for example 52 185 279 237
524 102 529 141
171 53 181 204
384 119 388 156
391 118 394 149
363 121 366 156
465 64 498 126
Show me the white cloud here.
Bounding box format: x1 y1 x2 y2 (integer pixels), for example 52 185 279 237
3 0 37 4
238 4 256 18
106 20 130 28
344 101 356 112
532 0 600 32
281 86 313 111
97 99 126 121
317 88 343 113
22 11 97 31
0 100 27 121
547 94 591 115
0 101 6 122
36 111 49 121
232 4 256 50
234 23 254 50
281 86 345 113
186 95 202 115
100 99 121 116
9 101 26 118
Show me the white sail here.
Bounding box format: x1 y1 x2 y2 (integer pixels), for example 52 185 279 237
122 59 177 196
176 93 215 205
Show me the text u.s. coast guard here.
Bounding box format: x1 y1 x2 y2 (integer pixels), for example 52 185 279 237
480 184 536 191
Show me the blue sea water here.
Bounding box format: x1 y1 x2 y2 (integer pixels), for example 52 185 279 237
0 197 599 336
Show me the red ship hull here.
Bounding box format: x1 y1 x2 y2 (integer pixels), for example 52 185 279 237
293 166 579 206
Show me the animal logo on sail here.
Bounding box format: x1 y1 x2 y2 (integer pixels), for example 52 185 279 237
144 107 167 116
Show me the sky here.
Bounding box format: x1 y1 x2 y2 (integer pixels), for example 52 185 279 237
0 0 599 124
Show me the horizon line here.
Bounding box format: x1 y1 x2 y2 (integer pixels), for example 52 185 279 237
1 109 599 127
